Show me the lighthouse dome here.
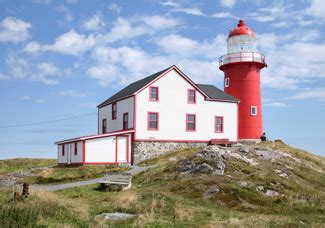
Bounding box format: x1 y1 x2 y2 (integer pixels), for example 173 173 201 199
228 20 256 38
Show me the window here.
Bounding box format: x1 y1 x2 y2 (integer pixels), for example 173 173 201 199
102 118 107 133
112 103 117 119
188 89 196 104
74 143 78 155
123 113 129 130
62 144 65 156
186 114 196 131
215 116 223 133
225 78 230 87
251 106 257 116
149 86 159 101
148 112 158 130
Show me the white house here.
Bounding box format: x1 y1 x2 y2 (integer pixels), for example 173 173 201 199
55 65 239 165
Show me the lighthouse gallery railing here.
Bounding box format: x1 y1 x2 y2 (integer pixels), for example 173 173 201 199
219 52 266 66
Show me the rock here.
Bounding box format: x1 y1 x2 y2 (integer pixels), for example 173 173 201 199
95 212 136 221
256 185 280 197
193 163 214 174
203 185 220 198
228 152 258 166
237 181 249 187
264 189 279 197
176 150 226 175
279 173 289 178
239 146 250 153
256 186 264 192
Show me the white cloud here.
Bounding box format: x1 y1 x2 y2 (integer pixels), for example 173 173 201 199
212 12 236 19
292 88 325 102
160 1 205 16
173 7 205 16
108 3 121 14
24 41 41 53
156 34 199 56
306 0 325 20
156 33 226 58
220 0 236 9
88 33 226 87
55 5 74 22
258 31 325 89
98 17 148 44
141 15 180 29
264 102 289 107
35 62 60 85
0 73 10 80
160 0 178 7
97 16 180 44
21 95 45 103
59 90 87 97
271 21 289 28
5 54 29 79
82 13 105 31
0 17 31 43
24 30 96 56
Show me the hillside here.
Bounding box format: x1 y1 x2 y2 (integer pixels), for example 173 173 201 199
0 140 324 227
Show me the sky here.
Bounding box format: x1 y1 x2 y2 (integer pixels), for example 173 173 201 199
0 0 324 159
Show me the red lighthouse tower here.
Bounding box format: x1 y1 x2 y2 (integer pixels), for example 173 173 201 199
219 20 266 140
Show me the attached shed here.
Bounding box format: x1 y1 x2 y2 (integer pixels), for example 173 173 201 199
55 130 133 165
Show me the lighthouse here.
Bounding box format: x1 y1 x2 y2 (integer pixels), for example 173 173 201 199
219 20 266 140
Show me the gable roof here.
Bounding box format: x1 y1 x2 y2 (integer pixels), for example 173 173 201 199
97 65 239 108
196 84 239 102
97 66 173 108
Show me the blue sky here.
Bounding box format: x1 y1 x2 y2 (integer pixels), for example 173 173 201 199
0 0 324 159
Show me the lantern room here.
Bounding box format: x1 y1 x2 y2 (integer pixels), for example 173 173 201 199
227 20 256 53
220 20 266 68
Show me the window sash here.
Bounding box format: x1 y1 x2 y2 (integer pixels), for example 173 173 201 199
186 114 196 131
123 113 128 130
148 113 158 130
188 90 196 103
150 87 158 101
215 117 223 133
102 119 107 133
112 103 117 119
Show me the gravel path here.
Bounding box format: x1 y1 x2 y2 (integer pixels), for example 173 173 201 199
31 165 152 192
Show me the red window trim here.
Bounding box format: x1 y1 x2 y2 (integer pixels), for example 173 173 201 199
123 112 129 130
147 112 159 131
74 142 78 155
102 118 107 133
62 144 65 156
187 89 196 104
186 114 196 132
112 103 117 120
149 86 159 102
215 116 224 133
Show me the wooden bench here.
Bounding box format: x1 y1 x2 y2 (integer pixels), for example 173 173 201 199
210 138 235 147
98 172 132 191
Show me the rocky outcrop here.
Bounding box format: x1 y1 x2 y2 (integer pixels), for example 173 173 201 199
176 149 226 175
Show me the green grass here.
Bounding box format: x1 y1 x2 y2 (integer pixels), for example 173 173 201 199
0 142 324 226
0 158 56 174
24 165 130 184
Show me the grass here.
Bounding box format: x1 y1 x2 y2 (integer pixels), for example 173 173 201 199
0 142 324 226
24 165 130 184
0 158 56 174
